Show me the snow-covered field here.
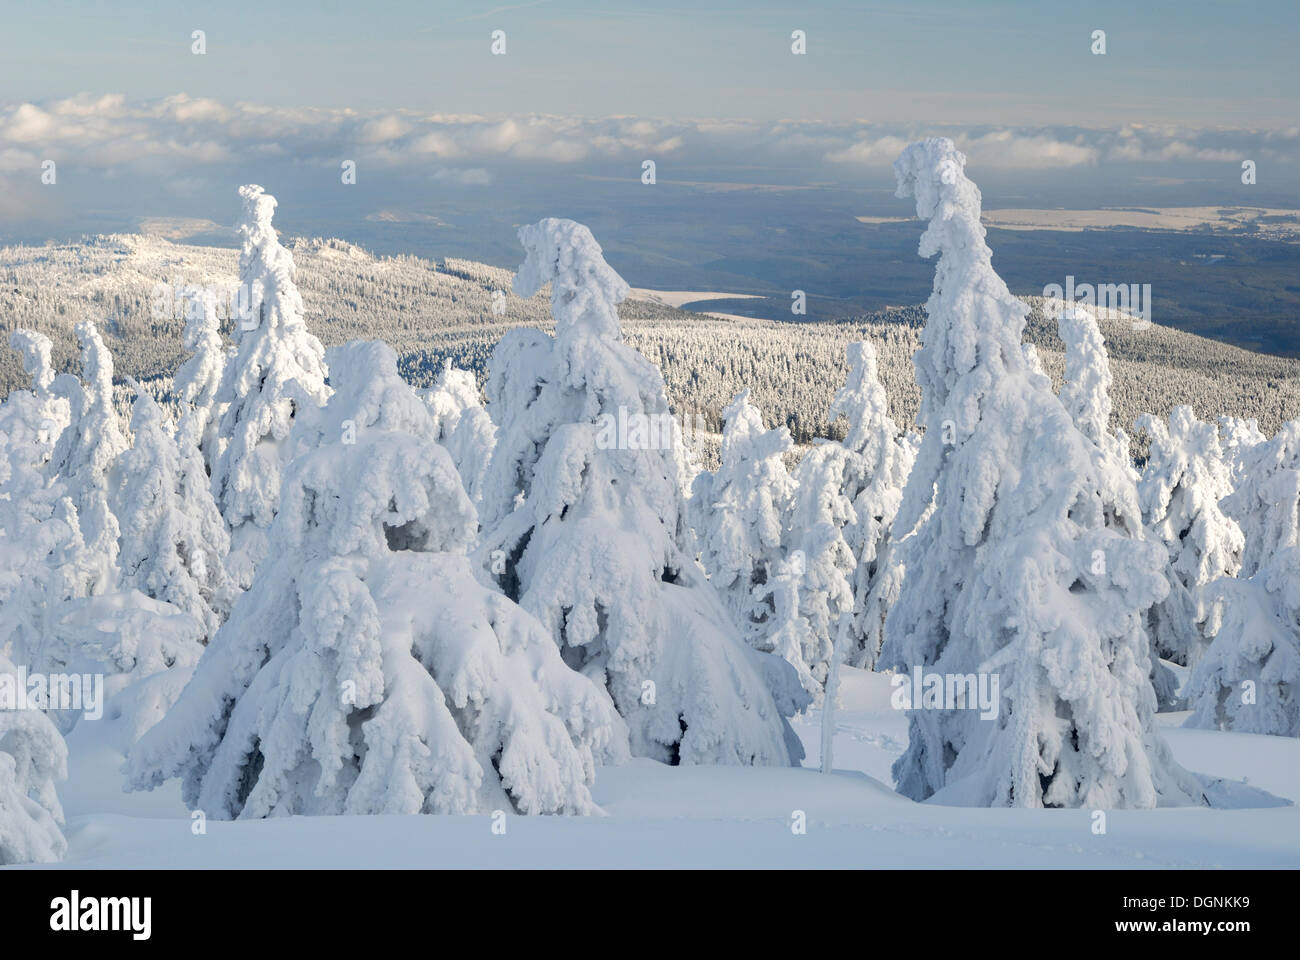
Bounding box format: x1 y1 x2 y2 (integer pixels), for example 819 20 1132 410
626 288 766 309
15 668 1294 870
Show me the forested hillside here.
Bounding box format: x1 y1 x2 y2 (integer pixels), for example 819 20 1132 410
2 234 1296 452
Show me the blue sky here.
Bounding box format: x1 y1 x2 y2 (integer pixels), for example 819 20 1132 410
2 0 1297 125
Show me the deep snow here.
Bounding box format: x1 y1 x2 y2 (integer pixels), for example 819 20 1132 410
12 667 1297 870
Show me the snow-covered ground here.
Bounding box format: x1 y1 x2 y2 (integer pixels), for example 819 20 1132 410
626 288 765 309
14 668 1296 870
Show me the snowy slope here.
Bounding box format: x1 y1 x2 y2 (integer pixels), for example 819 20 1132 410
13 668 1296 870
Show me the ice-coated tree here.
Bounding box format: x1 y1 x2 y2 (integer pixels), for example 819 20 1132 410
1058 304 1181 703
691 388 797 642
479 218 807 766
0 467 96 676
1222 421 1300 579
423 357 496 510
776 441 856 695
2 372 206 734
829 340 917 668
0 346 77 664
1135 406 1243 672
1058 305 1134 467
48 321 128 598
210 185 330 587
0 652 68 865
44 589 205 736
130 340 625 816
114 381 233 635
880 138 1202 808
1217 415 1266 490
7 329 69 441
1186 422 1300 735
1185 551 1300 736
755 550 821 700
173 285 228 476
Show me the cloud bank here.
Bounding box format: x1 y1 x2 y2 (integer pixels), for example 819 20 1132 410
2 94 1294 186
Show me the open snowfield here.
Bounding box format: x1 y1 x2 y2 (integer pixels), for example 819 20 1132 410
12 668 1295 870
626 288 766 309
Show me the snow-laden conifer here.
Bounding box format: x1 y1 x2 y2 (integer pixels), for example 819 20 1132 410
691 389 796 643
1059 304 1180 703
130 340 624 816
0 340 79 665
210 185 330 587
424 357 495 510
773 441 856 696
1135 406 1243 673
829 340 917 668
48 321 128 597
1217 415 1265 489
880 138 1201 808
480 219 807 766
173 286 227 475
1186 422 1300 735
115 382 233 634
0 651 68 865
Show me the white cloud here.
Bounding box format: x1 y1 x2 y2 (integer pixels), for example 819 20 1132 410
824 136 913 166
3 104 57 142
432 167 493 186
360 115 411 144
0 95 1291 185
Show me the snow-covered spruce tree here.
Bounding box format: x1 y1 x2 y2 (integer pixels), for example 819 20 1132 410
0 651 68 864
48 321 128 597
479 219 806 766
1217 415 1266 490
691 389 797 643
130 340 624 816
773 441 856 696
1185 422 1300 735
0 339 77 665
1058 304 1137 470
114 381 233 635
45 589 205 737
879 138 1202 808
2 345 205 733
423 357 496 511
174 285 228 476
829 340 917 669
210 185 330 588
1058 304 1181 705
7 329 69 442
1135 406 1243 673
756 551 821 701
1223 421 1300 580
